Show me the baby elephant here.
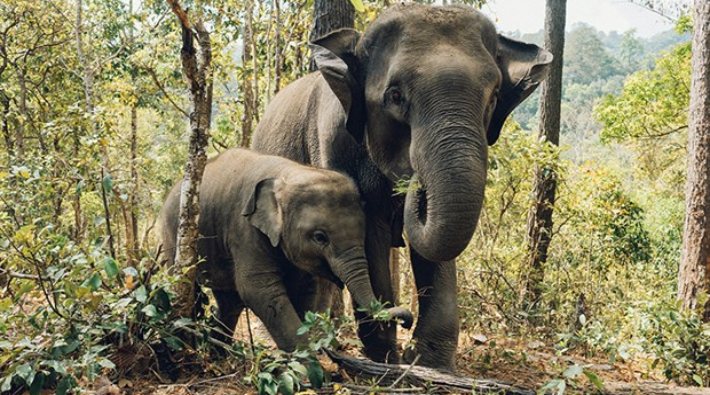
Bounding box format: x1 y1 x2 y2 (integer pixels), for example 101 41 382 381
160 148 412 351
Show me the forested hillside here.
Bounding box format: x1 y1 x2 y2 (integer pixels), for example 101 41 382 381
0 0 707 394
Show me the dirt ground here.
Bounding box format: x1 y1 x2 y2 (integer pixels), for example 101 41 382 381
84 315 708 395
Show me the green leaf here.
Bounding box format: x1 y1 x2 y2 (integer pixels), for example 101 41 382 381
15 363 34 384
164 336 183 351
288 361 308 377
563 364 583 379
538 379 566 395
692 374 703 386
97 358 116 370
584 370 604 390
307 361 324 389
29 373 45 395
141 304 158 317
56 376 75 395
103 257 119 278
83 272 102 291
43 360 67 375
102 173 113 192
296 325 309 336
134 285 148 303
173 317 193 328
1 375 12 392
348 0 364 12
277 372 295 395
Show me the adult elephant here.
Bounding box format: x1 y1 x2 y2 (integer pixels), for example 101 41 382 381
251 4 551 370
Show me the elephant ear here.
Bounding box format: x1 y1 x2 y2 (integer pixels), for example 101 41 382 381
310 28 365 142
488 35 553 145
241 178 283 248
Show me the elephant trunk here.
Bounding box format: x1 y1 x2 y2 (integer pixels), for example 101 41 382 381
330 247 413 328
404 120 488 263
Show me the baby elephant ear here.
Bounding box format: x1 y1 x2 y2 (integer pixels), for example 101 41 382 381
310 28 365 142
241 178 282 247
488 35 553 145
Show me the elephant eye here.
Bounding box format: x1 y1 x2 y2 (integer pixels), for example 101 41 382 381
312 230 329 246
386 87 404 106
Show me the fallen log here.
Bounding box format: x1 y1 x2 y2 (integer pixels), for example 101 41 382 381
602 381 710 395
324 349 535 394
325 350 710 395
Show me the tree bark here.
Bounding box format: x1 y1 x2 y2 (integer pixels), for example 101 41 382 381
523 0 566 310
308 0 354 72
273 0 282 95
167 0 213 319
127 0 139 264
128 103 139 262
678 0 710 322
240 0 255 147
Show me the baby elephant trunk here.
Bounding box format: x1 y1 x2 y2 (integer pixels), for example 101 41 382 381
331 247 414 329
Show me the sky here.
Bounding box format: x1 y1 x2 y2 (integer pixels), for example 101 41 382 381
480 0 684 37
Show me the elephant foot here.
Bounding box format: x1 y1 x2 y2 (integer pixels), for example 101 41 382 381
402 337 456 372
358 322 400 363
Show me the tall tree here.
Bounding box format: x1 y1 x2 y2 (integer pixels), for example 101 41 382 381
308 0 354 72
678 0 710 322
240 0 255 147
167 0 213 319
523 0 566 309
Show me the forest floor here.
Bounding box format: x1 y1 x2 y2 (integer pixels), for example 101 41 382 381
79 318 710 395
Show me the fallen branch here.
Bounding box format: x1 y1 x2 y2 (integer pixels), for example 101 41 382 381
602 381 710 395
324 349 534 395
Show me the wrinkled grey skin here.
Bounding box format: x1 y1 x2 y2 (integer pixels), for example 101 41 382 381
252 4 551 369
160 148 413 351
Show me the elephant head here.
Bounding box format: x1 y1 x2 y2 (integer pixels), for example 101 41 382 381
311 4 552 262
242 173 413 328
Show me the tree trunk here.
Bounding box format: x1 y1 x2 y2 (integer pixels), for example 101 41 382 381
273 0 282 95
14 67 26 158
240 0 255 147
308 0 354 72
678 0 710 322
76 0 115 254
128 103 139 262
523 0 566 310
1 93 12 165
167 0 213 319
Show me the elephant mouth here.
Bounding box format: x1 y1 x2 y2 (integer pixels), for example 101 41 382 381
317 263 345 289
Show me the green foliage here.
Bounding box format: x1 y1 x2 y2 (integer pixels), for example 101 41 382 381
564 24 622 86
596 43 691 142
640 300 710 386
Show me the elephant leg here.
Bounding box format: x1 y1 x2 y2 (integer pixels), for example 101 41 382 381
403 248 458 371
238 274 305 351
211 289 244 345
356 214 399 363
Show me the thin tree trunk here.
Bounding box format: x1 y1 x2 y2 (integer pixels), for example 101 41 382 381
523 0 566 311
76 0 114 252
273 0 281 95
390 248 400 305
167 0 213 319
308 0 355 72
127 0 139 263
15 67 26 158
240 0 255 148
128 103 139 261
678 0 710 322
1 93 12 163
